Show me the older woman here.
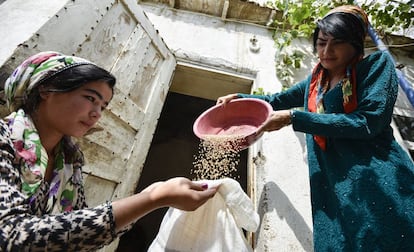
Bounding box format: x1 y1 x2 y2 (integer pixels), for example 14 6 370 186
218 5 414 251
0 51 217 251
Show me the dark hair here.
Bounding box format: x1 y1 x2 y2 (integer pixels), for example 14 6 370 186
24 64 116 115
313 12 366 56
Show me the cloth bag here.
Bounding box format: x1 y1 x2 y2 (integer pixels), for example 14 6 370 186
148 178 260 252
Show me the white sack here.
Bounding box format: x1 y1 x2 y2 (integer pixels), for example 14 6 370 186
148 178 260 252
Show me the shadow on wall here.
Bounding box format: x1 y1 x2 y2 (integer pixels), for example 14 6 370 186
295 130 308 163
256 181 313 252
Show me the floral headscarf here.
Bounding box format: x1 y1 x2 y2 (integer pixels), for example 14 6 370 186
3 51 93 213
4 51 93 112
308 6 369 151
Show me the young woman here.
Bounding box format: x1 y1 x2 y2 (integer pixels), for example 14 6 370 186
217 5 414 251
0 51 217 251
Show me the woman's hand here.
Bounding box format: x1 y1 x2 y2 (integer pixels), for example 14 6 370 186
112 177 218 231
216 93 238 106
256 110 292 135
143 177 218 211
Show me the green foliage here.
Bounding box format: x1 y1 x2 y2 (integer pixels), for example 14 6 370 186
265 0 414 87
253 87 271 95
361 0 414 35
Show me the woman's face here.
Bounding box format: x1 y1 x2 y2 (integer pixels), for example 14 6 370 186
316 31 357 74
38 81 113 138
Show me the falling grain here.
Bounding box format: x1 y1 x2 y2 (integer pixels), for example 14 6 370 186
191 135 245 180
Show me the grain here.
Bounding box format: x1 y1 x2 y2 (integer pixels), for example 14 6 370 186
191 135 244 180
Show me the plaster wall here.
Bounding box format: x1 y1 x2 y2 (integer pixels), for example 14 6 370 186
141 4 314 251
0 0 68 66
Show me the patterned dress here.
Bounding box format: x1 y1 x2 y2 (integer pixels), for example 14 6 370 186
239 51 414 251
0 120 123 251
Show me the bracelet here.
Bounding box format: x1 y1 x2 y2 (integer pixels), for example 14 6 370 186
289 110 294 125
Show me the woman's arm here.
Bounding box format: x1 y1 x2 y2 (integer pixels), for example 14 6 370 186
238 79 308 110
112 178 217 232
216 79 308 134
0 121 217 251
292 51 398 139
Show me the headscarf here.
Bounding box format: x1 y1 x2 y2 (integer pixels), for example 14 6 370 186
325 5 369 36
308 5 369 151
4 51 94 112
3 51 93 213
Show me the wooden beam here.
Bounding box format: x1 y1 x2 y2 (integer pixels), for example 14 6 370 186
221 0 229 20
169 0 175 8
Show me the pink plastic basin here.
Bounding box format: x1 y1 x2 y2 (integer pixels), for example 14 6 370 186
193 98 273 150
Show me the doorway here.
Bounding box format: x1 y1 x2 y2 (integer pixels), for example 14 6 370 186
117 63 254 251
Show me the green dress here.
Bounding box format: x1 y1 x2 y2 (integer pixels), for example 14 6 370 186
239 51 414 251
